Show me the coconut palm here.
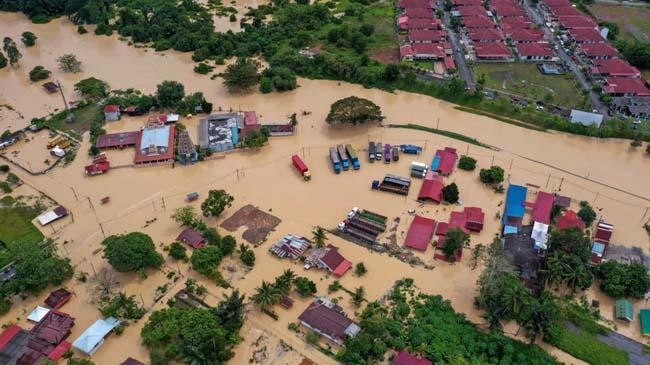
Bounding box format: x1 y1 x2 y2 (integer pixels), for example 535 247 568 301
312 226 327 248
251 281 281 312
274 269 296 295
521 291 558 343
501 276 530 320
351 286 365 307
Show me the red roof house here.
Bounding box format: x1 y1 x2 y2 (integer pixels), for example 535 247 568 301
579 43 619 59
459 6 487 16
464 207 485 232
453 0 482 5
462 15 495 29
444 56 456 71
0 324 22 350
409 30 448 43
469 28 505 42
558 15 597 29
177 228 206 249
545 0 571 6
393 350 433 365
590 59 641 78
318 245 352 276
491 5 526 17
298 298 360 345
400 44 416 61
499 17 533 32
417 171 443 203
44 288 73 309
555 210 585 231
508 28 545 43
603 77 650 97
595 219 614 243
569 28 605 43
243 111 261 135
407 17 442 30
516 43 555 60
400 0 435 8
449 210 470 234
432 147 458 176
404 216 436 251
474 42 511 59
95 131 139 149
404 8 435 18
46 341 71 361
531 191 554 224
551 7 583 17
412 43 447 59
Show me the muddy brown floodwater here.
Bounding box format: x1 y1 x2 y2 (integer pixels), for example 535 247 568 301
1 10 649 365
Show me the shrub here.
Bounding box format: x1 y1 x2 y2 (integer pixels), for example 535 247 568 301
0 181 12 193
168 242 188 261
0 165 9 173
442 183 459 204
479 165 504 185
28 66 51 81
194 63 214 75
458 155 477 171
355 262 367 277
577 201 597 226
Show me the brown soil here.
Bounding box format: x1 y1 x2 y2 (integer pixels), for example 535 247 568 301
371 47 399 64
220 204 281 245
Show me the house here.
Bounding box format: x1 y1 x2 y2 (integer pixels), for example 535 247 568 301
318 245 352 276
407 18 442 31
409 30 447 43
610 96 650 120
569 109 604 127
569 28 605 44
641 309 650 336
502 225 543 289
444 56 456 72
431 147 458 176
558 15 598 29
404 215 436 251
123 106 145 116
199 113 241 152
400 44 416 61
176 130 198 165
615 299 634 322
44 288 73 309
550 7 583 18
458 6 486 17
544 0 571 7
491 5 526 18
516 43 555 61
399 0 434 8
503 184 527 233
595 219 614 243
176 228 206 249
270 234 312 259
508 28 545 43
27 306 51 323
462 15 495 29
462 206 485 232
417 171 443 203
468 28 505 42
603 77 650 97
120 358 145 365
393 350 433 365
103 105 121 121
72 317 121 355
96 131 139 149
298 298 361 345
134 125 176 165
453 0 482 5
531 191 554 225
555 210 585 231
404 8 434 18
499 16 532 32
412 43 447 59
579 43 619 60
243 111 261 135
474 42 511 60
590 59 641 78
36 206 68 226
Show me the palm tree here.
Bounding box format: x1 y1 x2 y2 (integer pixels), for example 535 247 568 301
274 269 296 295
521 291 558 344
501 277 530 320
251 281 281 312
312 226 327 248
351 286 365 307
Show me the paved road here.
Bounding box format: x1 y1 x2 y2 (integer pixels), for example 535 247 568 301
522 0 609 116
442 13 475 90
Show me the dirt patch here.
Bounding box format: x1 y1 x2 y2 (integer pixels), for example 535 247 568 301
220 204 281 245
371 47 399 64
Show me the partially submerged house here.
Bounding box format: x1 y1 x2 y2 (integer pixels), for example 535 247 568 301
120 358 145 365
176 228 206 249
404 215 436 251
270 234 312 259
72 317 121 355
555 210 585 231
103 105 121 121
44 288 73 310
317 245 352 277
503 184 527 234
176 130 198 165
298 297 360 346
503 225 543 290
96 131 139 149
393 350 433 365
615 299 634 322
199 113 241 152
449 207 485 233
431 147 458 176
36 206 68 226
417 171 443 203
134 125 176 165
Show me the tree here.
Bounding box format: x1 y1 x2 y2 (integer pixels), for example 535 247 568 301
274 269 296 295
200 189 234 218
101 232 164 272
0 51 7 69
156 80 185 107
544 228 593 292
294 277 317 297
220 235 237 256
57 54 82 73
194 62 213 74
351 286 365 307
259 77 272 93
3 37 21 66
21 31 37 47
222 58 260 93
355 262 367 276
520 291 558 343
595 261 650 298
251 281 281 311
458 155 477 171
168 242 188 261
239 244 255 267
479 165 505 185
442 183 460 204
171 205 198 226
263 66 297 92
74 77 109 99
191 246 223 280
382 64 400 82
100 292 146 320
213 289 246 333
312 226 328 248
28 66 51 81
469 243 486 270
68 359 95 365
443 228 469 260
326 96 384 125
241 130 268 148
577 200 597 226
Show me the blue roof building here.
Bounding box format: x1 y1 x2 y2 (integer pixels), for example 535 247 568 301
503 184 527 233
72 317 121 355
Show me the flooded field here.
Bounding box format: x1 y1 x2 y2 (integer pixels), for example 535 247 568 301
1 10 649 365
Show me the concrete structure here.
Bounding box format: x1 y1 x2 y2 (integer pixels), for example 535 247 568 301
199 113 241 152
569 109 604 127
176 130 198 165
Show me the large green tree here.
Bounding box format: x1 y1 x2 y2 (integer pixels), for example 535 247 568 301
520 291 558 344
3 37 21 66
326 96 384 125
294 277 316 297
595 260 650 298
273 269 296 295
201 189 234 218
21 31 37 47
442 183 459 204
99 292 146 320
171 205 198 226
74 77 109 99
311 226 328 248
442 228 469 260
190 246 223 281
544 228 593 292
479 166 505 185
156 80 185 107
213 289 246 333
251 281 281 311
101 232 164 272
577 201 597 226
222 58 260 93
28 65 51 81
57 54 81 73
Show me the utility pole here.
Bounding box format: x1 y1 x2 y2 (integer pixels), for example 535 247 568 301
491 155 495 166
56 80 75 123
436 118 440 129
424 140 428 151
545 174 551 188
161 197 166 210
70 186 78 200
558 177 564 191
98 223 106 238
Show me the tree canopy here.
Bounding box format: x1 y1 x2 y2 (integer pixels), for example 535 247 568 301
101 232 164 272
0 51 7 69
458 155 477 171
74 77 109 99
222 58 260 93
28 66 51 82
442 228 468 259
171 205 198 227
479 165 504 185
326 96 384 125
260 66 297 92
99 292 146 320
595 260 650 298
577 201 597 227
442 183 459 204
294 276 316 297
3 37 21 66
544 228 593 291
57 54 81 73
156 80 185 107
21 31 37 46
201 189 234 218
191 246 223 281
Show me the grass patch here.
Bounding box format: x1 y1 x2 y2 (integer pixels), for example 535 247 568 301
472 62 588 109
38 103 101 135
554 329 628 365
388 123 493 148
0 197 45 266
588 4 650 42
454 106 547 132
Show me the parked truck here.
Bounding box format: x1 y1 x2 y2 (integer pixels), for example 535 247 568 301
47 135 66 149
291 154 311 181
329 147 341 174
392 146 399 161
56 139 72 150
345 144 360 170
360 209 388 225
337 144 350 171
368 142 375 162
375 143 383 161
400 144 423 155
410 161 428 178
384 144 391 164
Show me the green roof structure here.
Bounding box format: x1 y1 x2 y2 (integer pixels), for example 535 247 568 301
641 309 650 336
615 299 634 321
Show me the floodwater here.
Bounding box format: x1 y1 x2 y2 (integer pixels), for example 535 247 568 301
1 10 649 365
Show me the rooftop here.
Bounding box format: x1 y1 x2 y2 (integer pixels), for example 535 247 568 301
298 298 360 345
516 43 554 57
409 29 448 42
72 317 121 355
432 147 458 175
591 59 641 78
393 350 433 365
490 4 526 17
474 42 511 58
531 191 554 224
404 8 434 18
103 105 120 113
569 109 604 127
134 125 176 164
458 6 487 16
551 7 583 17
558 15 597 29
399 0 435 8
555 210 586 231
508 28 545 42
503 225 542 281
96 131 139 149
604 77 650 96
404 215 436 251
417 171 443 203
462 15 495 28
412 43 446 58
569 28 605 43
177 228 206 249
580 43 619 57
319 246 352 277
468 28 505 41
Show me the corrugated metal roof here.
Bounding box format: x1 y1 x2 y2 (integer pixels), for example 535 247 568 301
570 110 604 127
72 317 120 355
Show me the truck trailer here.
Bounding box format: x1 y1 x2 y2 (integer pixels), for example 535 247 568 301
375 143 383 161
368 142 375 162
345 144 360 170
384 144 391 164
400 144 423 154
291 154 311 181
337 144 350 171
329 147 341 174
392 146 399 161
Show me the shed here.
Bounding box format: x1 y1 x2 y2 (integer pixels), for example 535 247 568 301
176 228 206 249
36 206 68 226
570 110 604 128
103 105 121 122
404 216 436 251
615 299 634 322
27 306 51 323
641 309 650 336
72 317 121 355
318 245 352 277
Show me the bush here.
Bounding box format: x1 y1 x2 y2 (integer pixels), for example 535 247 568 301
239 244 255 267
458 155 477 171
168 242 188 261
479 165 504 185
194 63 214 75
355 262 367 277
0 165 9 173
0 181 12 193
77 25 88 34
577 201 596 226
21 31 37 47
229 14 236 22
442 183 459 204
294 277 317 297
28 66 51 81
191 246 223 280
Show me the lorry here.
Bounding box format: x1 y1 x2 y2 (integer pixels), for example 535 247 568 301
47 135 66 149
375 142 383 161
392 146 399 162
337 144 350 171
345 144 360 170
384 144 392 164
346 207 386 232
368 142 375 162
400 144 422 155
291 154 311 181
329 147 341 174
410 161 428 178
